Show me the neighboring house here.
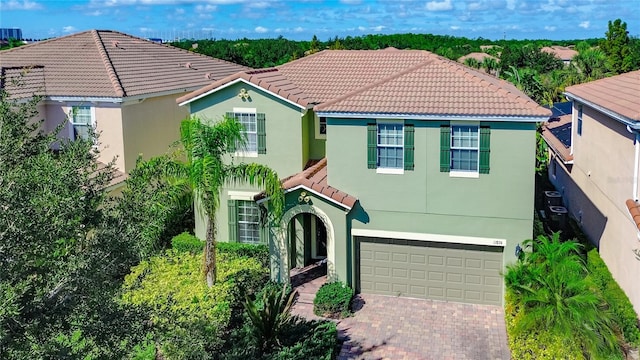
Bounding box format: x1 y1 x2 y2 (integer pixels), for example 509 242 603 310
177 49 551 306
541 45 578 66
457 52 498 64
0 29 248 189
542 70 640 314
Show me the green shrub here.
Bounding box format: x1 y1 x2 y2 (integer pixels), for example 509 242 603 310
171 232 204 253
587 249 640 347
243 283 296 351
122 249 269 359
218 241 269 266
313 281 353 318
505 292 585 360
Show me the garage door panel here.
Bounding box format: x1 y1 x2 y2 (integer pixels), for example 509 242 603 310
358 238 504 305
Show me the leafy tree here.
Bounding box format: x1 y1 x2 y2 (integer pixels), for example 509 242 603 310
0 90 147 357
149 117 284 286
571 42 607 81
601 19 636 74
505 233 620 358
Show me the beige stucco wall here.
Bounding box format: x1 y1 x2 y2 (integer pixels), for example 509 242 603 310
551 102 640 315
121 94 190 173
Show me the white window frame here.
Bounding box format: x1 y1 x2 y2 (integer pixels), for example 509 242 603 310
314 114 327 139
450 121 480 178
237 200 261 245
577 105 583 136
376 119 404 175
232 107 258 158
68 105 96 141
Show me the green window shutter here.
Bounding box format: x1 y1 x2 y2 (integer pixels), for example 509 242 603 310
479 126 491 174
257 113 266 154
440 126 451 172
404 124 414 171
228 200 238 242
226 112 237 152
367 123 377 169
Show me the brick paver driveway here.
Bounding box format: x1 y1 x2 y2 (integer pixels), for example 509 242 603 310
335 294 510 360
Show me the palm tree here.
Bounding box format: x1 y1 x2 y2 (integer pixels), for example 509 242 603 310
154 116 284 286
505 233 620 358
481 56 499 76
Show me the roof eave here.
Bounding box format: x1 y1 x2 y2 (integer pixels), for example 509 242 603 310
565 91 640 129
256 185 354 212
314 111 550 123
178 77 307 110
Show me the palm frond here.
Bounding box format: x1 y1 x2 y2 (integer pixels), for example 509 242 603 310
225 163 285 220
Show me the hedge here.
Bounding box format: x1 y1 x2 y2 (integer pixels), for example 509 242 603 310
171 232 204 253
587 249 640 347
171 233 269 267
504 292 585 360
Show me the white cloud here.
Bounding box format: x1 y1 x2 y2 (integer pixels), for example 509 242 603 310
426 0 452 11
340 0 362 4
450 25 460 30
579 21 590 29
62 26 77 33
254 26 268 33
294 27 304 33
88 10 103 16
506 0 516 10
358 26 366 31
2 0 43 10
175 7 185 14
544 25 557 31
371 25 385 32
139 27 153 33
195 4 217 12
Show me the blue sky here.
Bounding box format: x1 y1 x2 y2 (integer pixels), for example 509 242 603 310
1 0 638 41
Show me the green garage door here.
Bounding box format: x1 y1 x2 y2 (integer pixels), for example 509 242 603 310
357 237 504 305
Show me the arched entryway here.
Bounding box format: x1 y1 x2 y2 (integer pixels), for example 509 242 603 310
275 204 336 283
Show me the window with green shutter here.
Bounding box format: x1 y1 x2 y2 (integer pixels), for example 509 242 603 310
257 113 266 154
440 125 451 172
479 126 490 174
228 199 238 241
404 124 414 171
367 123 377 169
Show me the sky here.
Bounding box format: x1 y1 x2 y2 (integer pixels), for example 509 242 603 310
0 0 638 42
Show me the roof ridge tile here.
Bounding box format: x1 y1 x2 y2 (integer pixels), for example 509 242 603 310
92 30 125 97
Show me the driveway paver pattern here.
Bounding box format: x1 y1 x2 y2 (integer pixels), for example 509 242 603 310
336 294 510 360
291 275 510 360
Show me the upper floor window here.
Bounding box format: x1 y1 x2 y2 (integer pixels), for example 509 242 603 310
367 121 414 173
314 114 327 139
70 106 94 141
227 108 266 156
451 125 479 172
577 105 583 136
440 123 490 176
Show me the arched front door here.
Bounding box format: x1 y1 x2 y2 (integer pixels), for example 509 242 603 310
288 213 327 269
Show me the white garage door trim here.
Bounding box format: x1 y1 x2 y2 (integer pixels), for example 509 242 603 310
351 228 506 247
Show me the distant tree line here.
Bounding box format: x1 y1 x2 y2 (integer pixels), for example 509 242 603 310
171 18 639 106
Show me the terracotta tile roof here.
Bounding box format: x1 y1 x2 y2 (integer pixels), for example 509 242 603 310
255 158 357 210
457 52 498 63
626 199 640 231
541 114 573 162
315 56 550 117
541 46 578 61
565 70 640 122
177 67 313 107
0 30 249 99
179 49 550 118
1 66 46 100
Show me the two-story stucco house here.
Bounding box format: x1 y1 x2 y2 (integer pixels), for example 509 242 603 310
177 49 551 306
542 70 640 314
0 30 248 190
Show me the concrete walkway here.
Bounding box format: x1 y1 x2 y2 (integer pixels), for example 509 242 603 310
290 273 511 360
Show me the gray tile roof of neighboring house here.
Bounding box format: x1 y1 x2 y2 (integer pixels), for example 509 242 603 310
178 48 550 118
565 70 640 122
0 30 249 99
541 114 573 163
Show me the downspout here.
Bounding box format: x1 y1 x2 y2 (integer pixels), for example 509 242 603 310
628 125 640 201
